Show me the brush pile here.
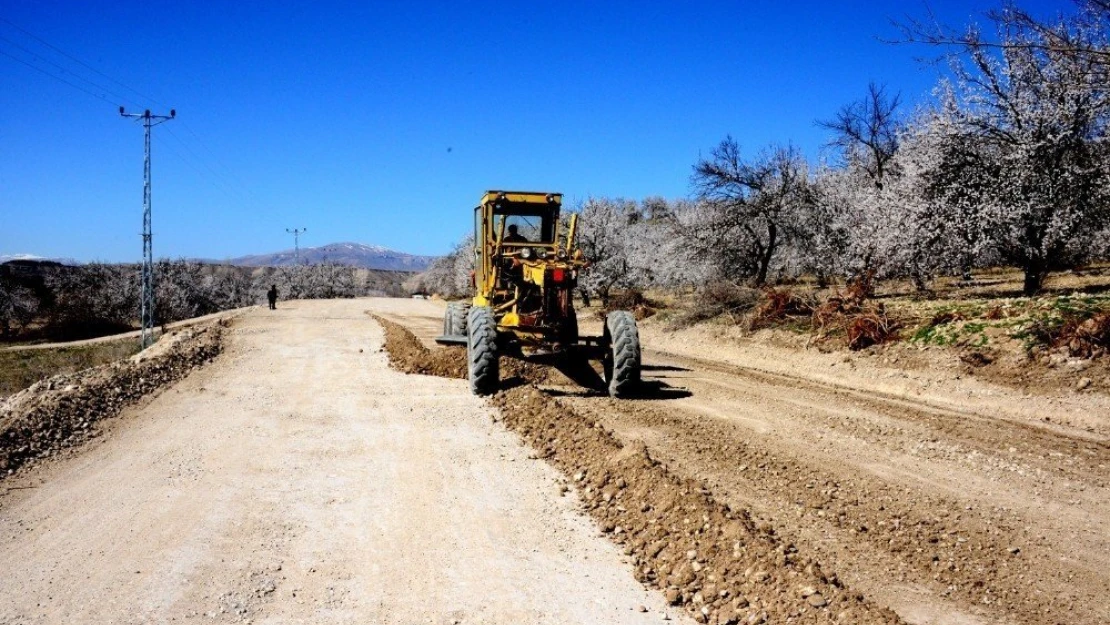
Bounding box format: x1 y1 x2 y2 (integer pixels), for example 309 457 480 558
811 273 899 351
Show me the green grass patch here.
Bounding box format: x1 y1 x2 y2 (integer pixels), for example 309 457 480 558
0 340 140 398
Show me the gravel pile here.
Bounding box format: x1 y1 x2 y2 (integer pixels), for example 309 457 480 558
0 322 225 479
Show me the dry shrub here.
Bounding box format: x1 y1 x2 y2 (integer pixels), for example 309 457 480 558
668 283 758 328
846 310 898 350
845 269 876 301
751 288 813 329
928 310 965 326
812 274 899 350
1060 311 1110 358
603 290 658 321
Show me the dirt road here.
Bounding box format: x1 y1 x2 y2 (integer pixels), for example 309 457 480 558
0 300 689 624
382 301 1110 625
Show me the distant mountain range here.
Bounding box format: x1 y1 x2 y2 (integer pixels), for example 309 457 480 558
0 254 81 266
2 243 437 272
218 242 436 271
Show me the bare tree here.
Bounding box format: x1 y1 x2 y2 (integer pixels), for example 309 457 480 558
575 197 640 304
897 1 1110 76
819 82 903 188
691 139 812 286
0 274 39 338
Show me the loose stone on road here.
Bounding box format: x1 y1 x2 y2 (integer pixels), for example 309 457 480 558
0 299 688 624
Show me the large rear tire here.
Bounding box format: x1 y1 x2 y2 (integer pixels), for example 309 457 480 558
603 310 640 398
467 306 499 395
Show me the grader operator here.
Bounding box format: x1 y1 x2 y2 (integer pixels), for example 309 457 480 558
436 190 641 397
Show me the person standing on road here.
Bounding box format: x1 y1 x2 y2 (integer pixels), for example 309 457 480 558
267 285 278 310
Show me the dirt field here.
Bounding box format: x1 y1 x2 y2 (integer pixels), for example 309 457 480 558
2 297 1106 625
379 299 1110 625
0 300 691 624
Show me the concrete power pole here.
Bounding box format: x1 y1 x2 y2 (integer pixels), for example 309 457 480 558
286 227 307 264
121 106 175 349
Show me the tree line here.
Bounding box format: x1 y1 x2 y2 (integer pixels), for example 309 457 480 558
419 2 1110 300
0 260 408 340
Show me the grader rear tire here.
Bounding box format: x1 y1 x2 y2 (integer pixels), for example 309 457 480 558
604 310 641 398
467 306 499 395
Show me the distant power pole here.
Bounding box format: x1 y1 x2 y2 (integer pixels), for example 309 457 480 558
286 227 307 264
120 106 175 349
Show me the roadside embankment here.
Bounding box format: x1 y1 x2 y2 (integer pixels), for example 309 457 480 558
0 321 226 479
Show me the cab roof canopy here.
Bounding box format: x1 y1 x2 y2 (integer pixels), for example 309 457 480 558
480 190 563 209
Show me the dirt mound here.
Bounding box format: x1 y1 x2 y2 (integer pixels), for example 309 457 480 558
371 313 556 385
492 387 902 625
372 314 467 379
376 317 903 625
0 322 226 479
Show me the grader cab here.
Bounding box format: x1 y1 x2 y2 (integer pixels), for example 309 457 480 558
436 190 641 397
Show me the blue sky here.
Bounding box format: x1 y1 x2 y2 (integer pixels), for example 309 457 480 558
0 1 1072 260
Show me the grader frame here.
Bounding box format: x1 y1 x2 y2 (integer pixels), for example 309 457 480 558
435 190 641 397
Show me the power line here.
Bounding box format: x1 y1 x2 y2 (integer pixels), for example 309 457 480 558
0 33 143 108
0 17 275 252
0 48 116 106
0 27 263 216
286 228 307 264
177 120 270 210
0 16 166 108
151 132 244 200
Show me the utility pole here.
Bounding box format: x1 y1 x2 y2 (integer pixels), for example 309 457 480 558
121 106 175 349
286 227 307 264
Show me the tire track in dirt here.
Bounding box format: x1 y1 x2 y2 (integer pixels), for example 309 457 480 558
375 315 904 625
656 351 1110 478
564 395 1105 625
379 307 1109 625
642 356 1110 524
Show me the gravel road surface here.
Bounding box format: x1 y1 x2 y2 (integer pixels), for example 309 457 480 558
0 299 688 624
383 298 1110 625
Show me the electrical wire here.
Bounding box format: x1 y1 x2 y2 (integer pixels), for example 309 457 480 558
162 125 252 203
0 48 114 106
0 17 269 213
0 16 166 108
177 120 270 209
0 33 143 108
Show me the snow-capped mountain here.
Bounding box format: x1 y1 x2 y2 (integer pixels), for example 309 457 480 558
221 242 435 271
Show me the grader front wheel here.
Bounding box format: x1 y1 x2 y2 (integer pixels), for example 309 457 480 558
603 310 641 397
467 306 499 395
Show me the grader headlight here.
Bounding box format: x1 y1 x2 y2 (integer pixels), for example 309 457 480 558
520 247 533 260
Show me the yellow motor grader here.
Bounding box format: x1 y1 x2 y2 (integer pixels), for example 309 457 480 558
435 190 641 397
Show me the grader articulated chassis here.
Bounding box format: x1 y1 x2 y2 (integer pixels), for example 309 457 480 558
435 190 641 397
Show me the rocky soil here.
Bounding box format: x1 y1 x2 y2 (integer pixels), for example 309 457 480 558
0 321 225 479
382 300 1110 625
0 299 691 624
379 319 903 625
